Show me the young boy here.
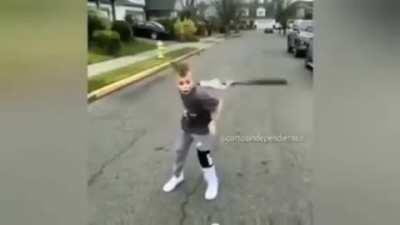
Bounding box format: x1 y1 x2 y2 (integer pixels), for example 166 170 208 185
162 62 226 200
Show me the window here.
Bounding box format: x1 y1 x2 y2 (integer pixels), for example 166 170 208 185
305 26 313 32
256 7 266 17
259 0 264 4
241 8 249 17
99 7 111 18
126 10 145 23
171 11 178 18
127 0 145 5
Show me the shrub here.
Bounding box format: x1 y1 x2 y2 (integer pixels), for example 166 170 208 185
206 17 222 34
88 8 110 42
205 22 213 36
112 20 133 42
174 18 198 42
219 26 226 33
185 34 199 42
93 30 122 55
195 21 208 37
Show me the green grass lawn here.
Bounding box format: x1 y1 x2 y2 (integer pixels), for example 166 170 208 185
88 52 113 65
88 40 156 65
88 47 197 93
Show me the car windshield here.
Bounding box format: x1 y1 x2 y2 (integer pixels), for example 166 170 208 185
305 26 313 32
297 21 313 31
148 21 164 30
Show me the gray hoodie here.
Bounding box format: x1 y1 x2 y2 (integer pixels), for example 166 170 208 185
180 86 219 134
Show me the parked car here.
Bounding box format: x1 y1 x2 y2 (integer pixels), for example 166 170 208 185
264 26 274 33
273 22 282 30
287 20 295 31
238 20 248 30
287 20 314 57
132 21 171 40
255 19 275 33
305 37 313 69
265 19 276 33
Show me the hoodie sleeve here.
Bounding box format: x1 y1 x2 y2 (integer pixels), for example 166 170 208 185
198 87 219 113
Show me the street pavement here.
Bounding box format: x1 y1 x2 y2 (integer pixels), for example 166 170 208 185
88 31 313 225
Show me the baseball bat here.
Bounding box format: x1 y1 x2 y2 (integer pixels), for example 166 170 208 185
228 78 288 86
198 78 288 89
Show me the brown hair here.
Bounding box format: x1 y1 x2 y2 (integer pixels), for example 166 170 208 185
171 62 190 77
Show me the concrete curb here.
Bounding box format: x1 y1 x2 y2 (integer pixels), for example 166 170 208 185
88 47 205 103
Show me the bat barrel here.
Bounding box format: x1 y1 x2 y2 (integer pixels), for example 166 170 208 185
230 78 288 86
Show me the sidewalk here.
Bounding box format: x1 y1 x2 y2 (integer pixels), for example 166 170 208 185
87 36 225 78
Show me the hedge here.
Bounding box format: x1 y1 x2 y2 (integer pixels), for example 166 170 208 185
112 20 134 42
174 18 198 42
93 30 122 55
88 9 110 41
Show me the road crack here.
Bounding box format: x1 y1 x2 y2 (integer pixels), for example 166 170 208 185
88 129 146 186
178 175 203 225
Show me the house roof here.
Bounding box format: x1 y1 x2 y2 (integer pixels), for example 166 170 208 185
288 0 313 7
145 0 177 10
88 0 145 7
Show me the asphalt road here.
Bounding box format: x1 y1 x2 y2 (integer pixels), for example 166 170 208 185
88 31 313 225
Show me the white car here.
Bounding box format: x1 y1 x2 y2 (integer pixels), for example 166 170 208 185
255 19 276 33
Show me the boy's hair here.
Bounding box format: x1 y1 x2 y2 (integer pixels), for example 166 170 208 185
171 62 190 78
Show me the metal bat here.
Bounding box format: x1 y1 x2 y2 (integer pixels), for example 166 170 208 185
228 78 288 86
199 78 288 90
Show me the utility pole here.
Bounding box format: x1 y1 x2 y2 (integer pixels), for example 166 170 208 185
110 0 117 21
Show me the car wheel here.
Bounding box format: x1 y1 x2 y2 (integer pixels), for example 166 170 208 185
150 32 158 40
306 62 313 70
293 48 302 57
287 40 292 53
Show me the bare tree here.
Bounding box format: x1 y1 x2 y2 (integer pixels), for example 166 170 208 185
275 0 288 35
95 0 100 9
275 0 310 35
179 0 198 9
179 0 199 19
213 0 243 35
197 1 209 20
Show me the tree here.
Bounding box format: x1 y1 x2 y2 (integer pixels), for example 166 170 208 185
275 0 288 35
95 0 100 9
197 1 209 20
180 0 198 8
213 0 242 35
179 0 199 19
275 0 302 35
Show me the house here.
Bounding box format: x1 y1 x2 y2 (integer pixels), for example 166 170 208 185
87 0 146 22
145 0 179 20
203 4 218 19
286 0 313 19
238 0 280 29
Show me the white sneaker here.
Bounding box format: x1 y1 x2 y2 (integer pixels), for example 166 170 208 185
202 166 219 200
162 173 184 192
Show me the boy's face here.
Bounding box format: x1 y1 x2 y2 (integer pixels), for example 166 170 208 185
177 71 194 95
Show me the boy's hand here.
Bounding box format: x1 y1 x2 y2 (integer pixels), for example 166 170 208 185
200 78 232 90
222 80 234 89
